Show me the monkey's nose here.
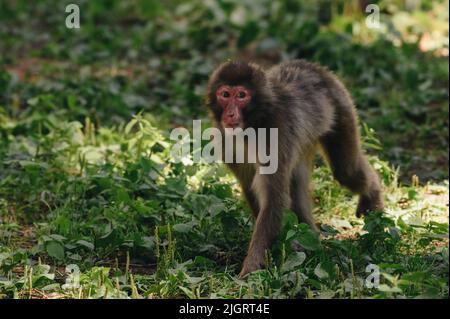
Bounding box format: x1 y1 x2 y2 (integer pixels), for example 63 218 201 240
226 110 237 119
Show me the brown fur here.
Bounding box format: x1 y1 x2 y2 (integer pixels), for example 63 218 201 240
206 59 384 277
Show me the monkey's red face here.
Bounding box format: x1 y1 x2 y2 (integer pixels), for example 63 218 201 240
216 85 251 128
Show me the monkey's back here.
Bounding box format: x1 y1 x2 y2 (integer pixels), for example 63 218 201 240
267 59 357 142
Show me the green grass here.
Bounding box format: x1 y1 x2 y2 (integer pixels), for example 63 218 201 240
0 112 448 299
0 0 448 299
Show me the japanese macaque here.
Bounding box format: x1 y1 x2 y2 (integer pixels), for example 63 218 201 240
206 59 384 277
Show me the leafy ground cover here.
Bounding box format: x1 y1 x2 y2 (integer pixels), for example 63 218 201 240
0 0 448 298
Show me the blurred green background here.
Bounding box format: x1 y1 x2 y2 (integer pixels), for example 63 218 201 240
1 0 448 181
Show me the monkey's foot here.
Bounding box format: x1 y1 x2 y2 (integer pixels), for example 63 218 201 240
239 255 264 278
356 192 384 218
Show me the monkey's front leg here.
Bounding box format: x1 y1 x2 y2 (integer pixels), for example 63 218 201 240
239 171 291 277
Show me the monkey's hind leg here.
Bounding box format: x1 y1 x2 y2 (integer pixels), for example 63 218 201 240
320 117 384 217
290 163 318 231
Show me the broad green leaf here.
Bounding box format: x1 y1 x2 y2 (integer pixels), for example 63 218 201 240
314 263 329 279
281 252 306 273
46 241 65 261
297 227 321 251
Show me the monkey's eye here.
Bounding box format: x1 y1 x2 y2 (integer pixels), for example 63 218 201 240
222 91 230 98
237 91 246 99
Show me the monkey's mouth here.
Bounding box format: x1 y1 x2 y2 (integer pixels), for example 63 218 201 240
223 121 241 129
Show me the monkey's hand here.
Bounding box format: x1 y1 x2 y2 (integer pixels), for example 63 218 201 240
356 191 384 218
239 253 265 278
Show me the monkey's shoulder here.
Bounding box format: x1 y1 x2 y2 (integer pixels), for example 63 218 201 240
268 59 336 87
